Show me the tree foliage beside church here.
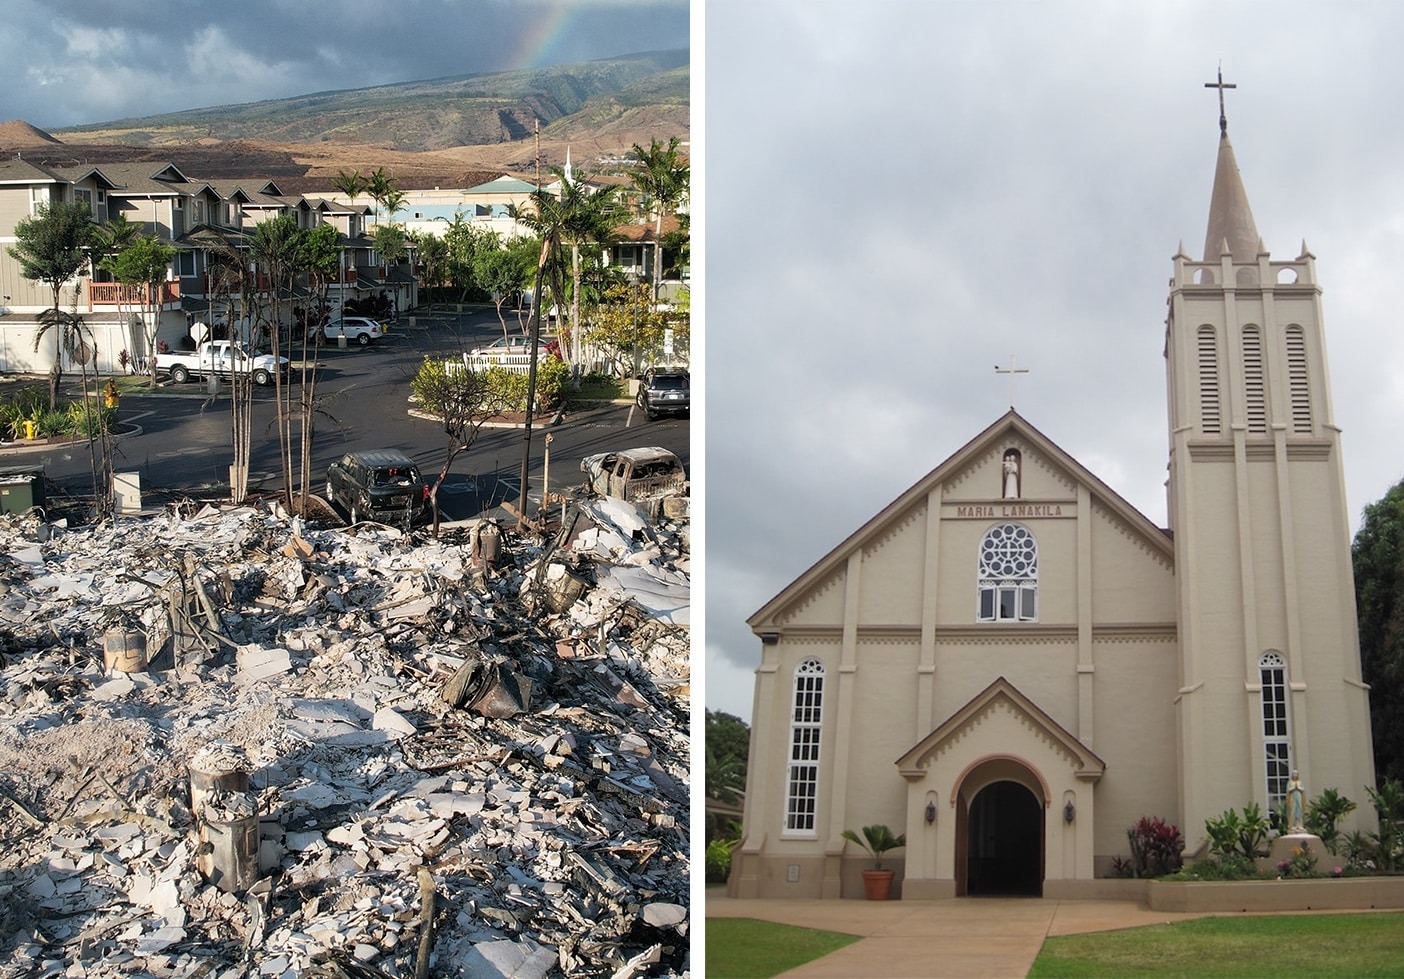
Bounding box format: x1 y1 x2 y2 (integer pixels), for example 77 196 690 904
1354 476 1404 785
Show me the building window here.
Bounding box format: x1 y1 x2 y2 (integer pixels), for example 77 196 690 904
977 523 1038 622
1198 325 1222 435
1242 326 1267 434
784 658 824 834
1286 326 1312 434
1260 651 1292 806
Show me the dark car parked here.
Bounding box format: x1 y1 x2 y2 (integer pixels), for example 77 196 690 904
636 368 690 420
325 450 427 526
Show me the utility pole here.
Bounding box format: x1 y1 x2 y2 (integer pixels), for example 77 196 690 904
517 119 545 526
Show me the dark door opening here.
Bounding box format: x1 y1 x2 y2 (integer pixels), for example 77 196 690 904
966 780 1043 896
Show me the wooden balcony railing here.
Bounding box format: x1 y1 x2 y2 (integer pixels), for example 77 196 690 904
88 281 181 308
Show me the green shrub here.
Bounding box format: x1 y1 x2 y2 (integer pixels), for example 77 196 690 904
1205 802 1271 862
706 837 739 885
1305 787 1356 852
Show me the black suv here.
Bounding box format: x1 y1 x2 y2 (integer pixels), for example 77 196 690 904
325 450 427 526
636 368 690 420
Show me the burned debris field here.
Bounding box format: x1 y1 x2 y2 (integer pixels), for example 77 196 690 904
0 496 690 977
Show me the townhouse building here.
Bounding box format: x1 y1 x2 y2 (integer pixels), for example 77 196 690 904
0 157 408 375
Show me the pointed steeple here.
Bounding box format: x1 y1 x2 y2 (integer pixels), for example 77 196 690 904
1201 69 1260 263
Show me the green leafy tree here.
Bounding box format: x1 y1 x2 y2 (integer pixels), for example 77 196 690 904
630 135 689 301
586 281 671 376
99 235 176 388
7 200 97 408
474 238 531 340
409 357 513 535
705 709 750 842
1355 477 1404 785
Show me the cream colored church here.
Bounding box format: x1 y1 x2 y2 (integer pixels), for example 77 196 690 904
728 99 1377 900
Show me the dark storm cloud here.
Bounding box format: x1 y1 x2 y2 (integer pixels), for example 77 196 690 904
2 0 688 127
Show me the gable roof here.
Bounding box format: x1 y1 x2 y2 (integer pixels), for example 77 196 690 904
748 410 1173 631
0 156 67 185
895 676 1106 782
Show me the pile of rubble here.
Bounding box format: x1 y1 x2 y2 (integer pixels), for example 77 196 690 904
0 495 690 978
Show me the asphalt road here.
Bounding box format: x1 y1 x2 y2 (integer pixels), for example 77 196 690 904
1 305 689 522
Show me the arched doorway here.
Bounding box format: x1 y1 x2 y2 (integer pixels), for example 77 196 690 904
953 759 1046 897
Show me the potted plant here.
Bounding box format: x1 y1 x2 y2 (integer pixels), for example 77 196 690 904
842 824 906 900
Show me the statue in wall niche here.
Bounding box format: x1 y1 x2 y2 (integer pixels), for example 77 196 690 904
1002 451 1020 499
1287 771 1307 834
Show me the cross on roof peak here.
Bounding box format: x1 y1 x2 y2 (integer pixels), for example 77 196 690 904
1205 66 1237 137
995 356 1030 409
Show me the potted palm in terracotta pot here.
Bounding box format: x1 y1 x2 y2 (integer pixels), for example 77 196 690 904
842 824 906 900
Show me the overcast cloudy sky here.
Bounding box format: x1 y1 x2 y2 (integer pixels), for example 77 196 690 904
2 0 688 128
703 1 1404 722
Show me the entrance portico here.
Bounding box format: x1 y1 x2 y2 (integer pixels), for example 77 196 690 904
896 678 1104 900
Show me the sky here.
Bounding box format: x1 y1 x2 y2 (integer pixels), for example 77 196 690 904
703 1 1404 723
1 0 688 128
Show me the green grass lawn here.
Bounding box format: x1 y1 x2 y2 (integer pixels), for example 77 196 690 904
705 918 861 979
1029 912 1404 977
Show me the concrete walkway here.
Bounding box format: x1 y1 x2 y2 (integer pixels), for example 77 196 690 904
706 894 1210 978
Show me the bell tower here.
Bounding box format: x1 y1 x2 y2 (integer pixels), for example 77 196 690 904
1164 72 1376 849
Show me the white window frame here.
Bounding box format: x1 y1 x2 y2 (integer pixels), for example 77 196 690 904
1260 651 1292 806
782 657 825 837
977 523 1039 622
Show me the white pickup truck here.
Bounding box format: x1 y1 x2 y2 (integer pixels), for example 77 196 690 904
156 340 289 386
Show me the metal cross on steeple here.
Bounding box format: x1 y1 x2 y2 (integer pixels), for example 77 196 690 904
1205 66 1236 136
995 355 1030 409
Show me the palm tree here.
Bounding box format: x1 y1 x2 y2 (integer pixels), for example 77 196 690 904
365 166 393 230
631 136 689 302
507 168 619 518
510 168 621 367
332 169 368 209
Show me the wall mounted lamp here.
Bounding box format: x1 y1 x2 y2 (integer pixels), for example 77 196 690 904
925 801 937 824
1064 800 1076 823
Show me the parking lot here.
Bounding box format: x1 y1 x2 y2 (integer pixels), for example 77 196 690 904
0 305 689 523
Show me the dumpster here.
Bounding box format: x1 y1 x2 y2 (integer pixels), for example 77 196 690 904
0 466 44 515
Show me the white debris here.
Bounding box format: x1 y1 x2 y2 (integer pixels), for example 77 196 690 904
0 498 690 977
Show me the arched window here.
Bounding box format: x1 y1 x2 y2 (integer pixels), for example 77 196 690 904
1260 651 1292 805
784 658 825 834
977 523 1038 622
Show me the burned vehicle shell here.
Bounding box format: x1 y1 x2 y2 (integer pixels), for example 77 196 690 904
580 446 688 513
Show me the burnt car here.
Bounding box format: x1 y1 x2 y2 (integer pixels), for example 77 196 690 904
635 367 690 420
580 446 688 514
325 450 428 526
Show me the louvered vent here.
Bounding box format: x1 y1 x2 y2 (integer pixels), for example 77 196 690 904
1287 327 1312 433
1243 326 1266 434
1198 326 1221 435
